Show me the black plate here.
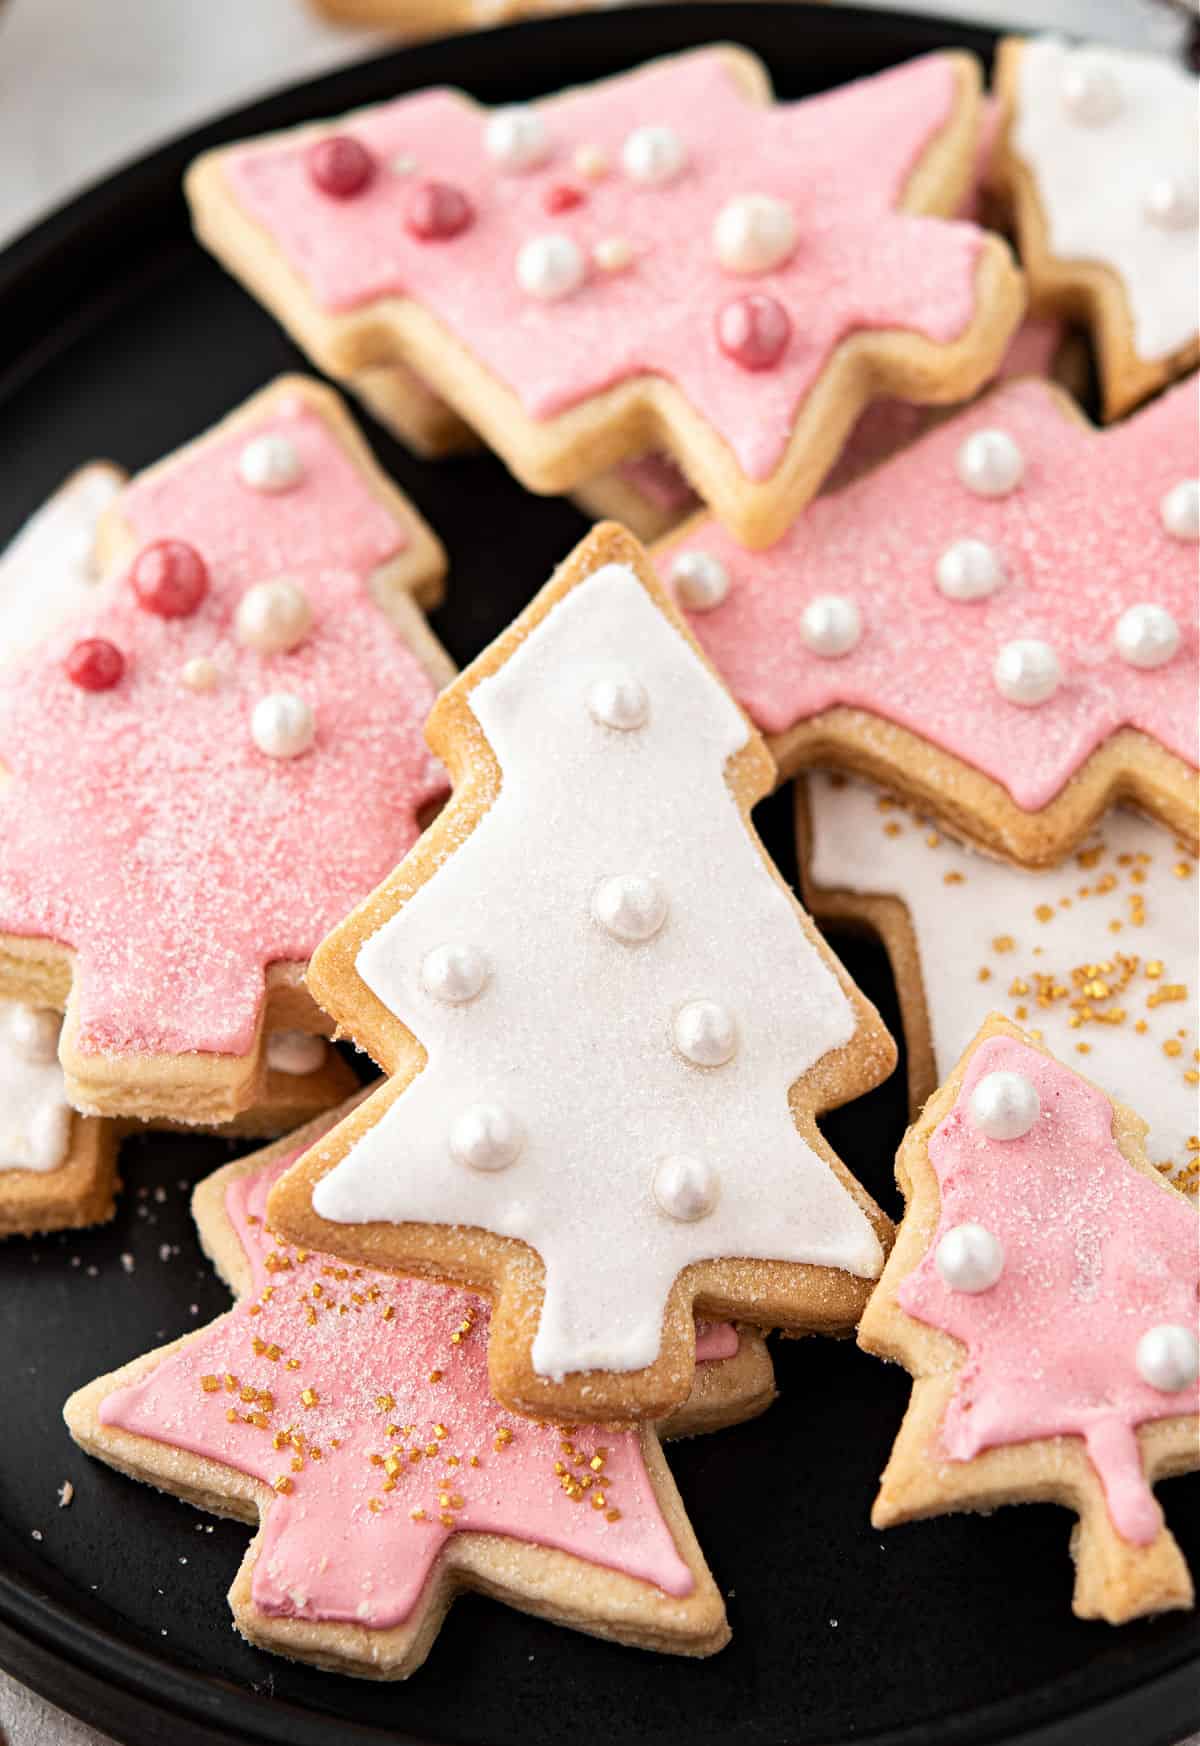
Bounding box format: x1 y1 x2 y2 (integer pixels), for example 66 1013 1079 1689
0 8 1196 1745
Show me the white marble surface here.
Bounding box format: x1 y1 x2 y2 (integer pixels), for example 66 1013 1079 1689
0 1 1192 1743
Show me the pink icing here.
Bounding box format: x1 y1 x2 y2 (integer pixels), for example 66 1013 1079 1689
900 1037 1199 1544
0 400 447 1058
224 51 986 482
664 377 1199 809
613 451 697 513
98 1152 717 1627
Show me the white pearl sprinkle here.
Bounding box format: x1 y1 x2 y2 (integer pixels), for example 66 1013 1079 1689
587 669 648 731
1160 479 1200 541
266 1030 327 1076
180 656 219 693
1136 1324 1199 1393
969 1070 1041 1140
592 236 633 274
1143 176 1199 232
653 1155 719 1223
234 579 314 655
670 550 729 612
936 539 1006 602
1114 603 1181 670
450 1104 522 1172
957 429 1024 498
993 639 1061 706
713 194 797 275
573 144 608 180
7 1006 61 1065
251 692 315 759
800 595 861 658
935 1223 1005 1294
237 434 304 494
592 874 667 943
621 125 687 186
516 234 586 302
674 1000 737 1068
484 107 549 172
420 943 489 1004
1059 54 1122 125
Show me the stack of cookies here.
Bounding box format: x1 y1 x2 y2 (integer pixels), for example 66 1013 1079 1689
0 34 1193 1684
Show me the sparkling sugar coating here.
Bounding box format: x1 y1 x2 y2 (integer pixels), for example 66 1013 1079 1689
312 565 883 1380
0 401 446 1059
224 51 986 481
807 776 1199 1188
99 1153 712 1626
663 378 1198 810
900 1036 1199 1544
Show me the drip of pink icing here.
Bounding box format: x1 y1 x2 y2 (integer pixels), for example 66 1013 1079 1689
614 452 697 513
0 401 447 1058
663 377 1198 809
223 51 984 482
900 1036 1199 1544
98 1152 718 1626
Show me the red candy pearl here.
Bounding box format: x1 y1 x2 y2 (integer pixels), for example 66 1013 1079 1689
715 294 792 371
543 184 584 214
307 135 374 199
131 541 209 618
66 638 125 692
404 180 474 242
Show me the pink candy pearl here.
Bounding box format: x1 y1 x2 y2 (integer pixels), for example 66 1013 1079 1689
714 294 792 371
306 135 374 199
404 180 475 241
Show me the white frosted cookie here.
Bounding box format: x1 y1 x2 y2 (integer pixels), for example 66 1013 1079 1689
0 464 125 664
803 772 1198 1189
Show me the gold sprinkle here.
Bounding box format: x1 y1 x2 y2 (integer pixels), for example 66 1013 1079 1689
200 1375 220 1393
300 1389 319 1409
273 1476 294 1495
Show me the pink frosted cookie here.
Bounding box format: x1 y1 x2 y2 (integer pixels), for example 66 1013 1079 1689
859 1016 1199 1624
657 375 1199 867
992 36 1199 420
265 523 894 1426
186 45 1024 548
0 377 452 1129
65 1107 775 1678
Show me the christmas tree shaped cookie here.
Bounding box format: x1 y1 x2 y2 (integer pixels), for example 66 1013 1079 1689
266 523 894 1423
187 46 1023 547
800 775 1199 1191
991 37 1198 420
0 468 363 1233
657 375 1198 867
66 1108 774 1677
860 1015 1199 1623
0 378 452 1129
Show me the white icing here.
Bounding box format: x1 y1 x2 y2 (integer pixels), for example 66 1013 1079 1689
670 550 729 612
957 429 1024 498
1136 1323 1199 1392
314 565 882 1377
517 234 587 301
993 638 1061 705
234 579 313 654
622 125 687 186
935 1222 1005 1292
806 774 1200 1177
0 1003 72 1173
800 596 861 658
265 1030 328 1076
251 692 315 759
969 1069 1041 1139
1015 38 1199 361
713 194 798 274
1114 603 1181 670
237 434 303 494
0 466 122 667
